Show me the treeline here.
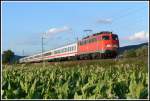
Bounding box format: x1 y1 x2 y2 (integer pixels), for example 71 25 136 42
2 50 18 64
122 45 148 58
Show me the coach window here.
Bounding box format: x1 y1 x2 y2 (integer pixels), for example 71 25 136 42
69 47 70 51
102 36 109 40
64 48 66 52
65 48 67 52
63 49 65 52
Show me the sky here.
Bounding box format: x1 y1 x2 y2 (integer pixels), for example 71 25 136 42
2 1 149 56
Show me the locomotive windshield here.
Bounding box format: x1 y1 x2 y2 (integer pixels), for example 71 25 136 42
102 36 109 40
112 35 118 40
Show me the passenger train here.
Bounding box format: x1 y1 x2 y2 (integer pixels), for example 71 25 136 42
19 31 119 63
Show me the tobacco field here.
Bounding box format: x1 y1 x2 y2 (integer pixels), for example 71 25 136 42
2 57 148 99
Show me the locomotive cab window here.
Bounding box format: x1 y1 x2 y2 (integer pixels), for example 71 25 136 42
112 35 118 40
102 36 109 40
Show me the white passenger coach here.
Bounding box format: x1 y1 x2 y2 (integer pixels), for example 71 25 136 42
19 43 77 63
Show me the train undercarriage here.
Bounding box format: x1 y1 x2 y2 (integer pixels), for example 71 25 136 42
22 50 118 63
47 50 118 62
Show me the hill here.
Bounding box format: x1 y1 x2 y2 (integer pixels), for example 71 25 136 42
118 42 148 54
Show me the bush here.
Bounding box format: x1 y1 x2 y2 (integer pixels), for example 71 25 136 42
136 45 148 57
123 49 136 58
122 45 148 58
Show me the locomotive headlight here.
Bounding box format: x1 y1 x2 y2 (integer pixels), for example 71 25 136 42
113 45 118 48
106 44 111 47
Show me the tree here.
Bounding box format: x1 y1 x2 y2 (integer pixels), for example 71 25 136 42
2 50 14 64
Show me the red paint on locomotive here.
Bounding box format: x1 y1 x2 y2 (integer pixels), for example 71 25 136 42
78 31 119 55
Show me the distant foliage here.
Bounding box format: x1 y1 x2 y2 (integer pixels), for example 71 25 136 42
2 50 14 64
123 49 136 58
122 45 148 58
136 45 148 57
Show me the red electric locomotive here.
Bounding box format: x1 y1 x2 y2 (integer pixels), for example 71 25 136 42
77 31 119 59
